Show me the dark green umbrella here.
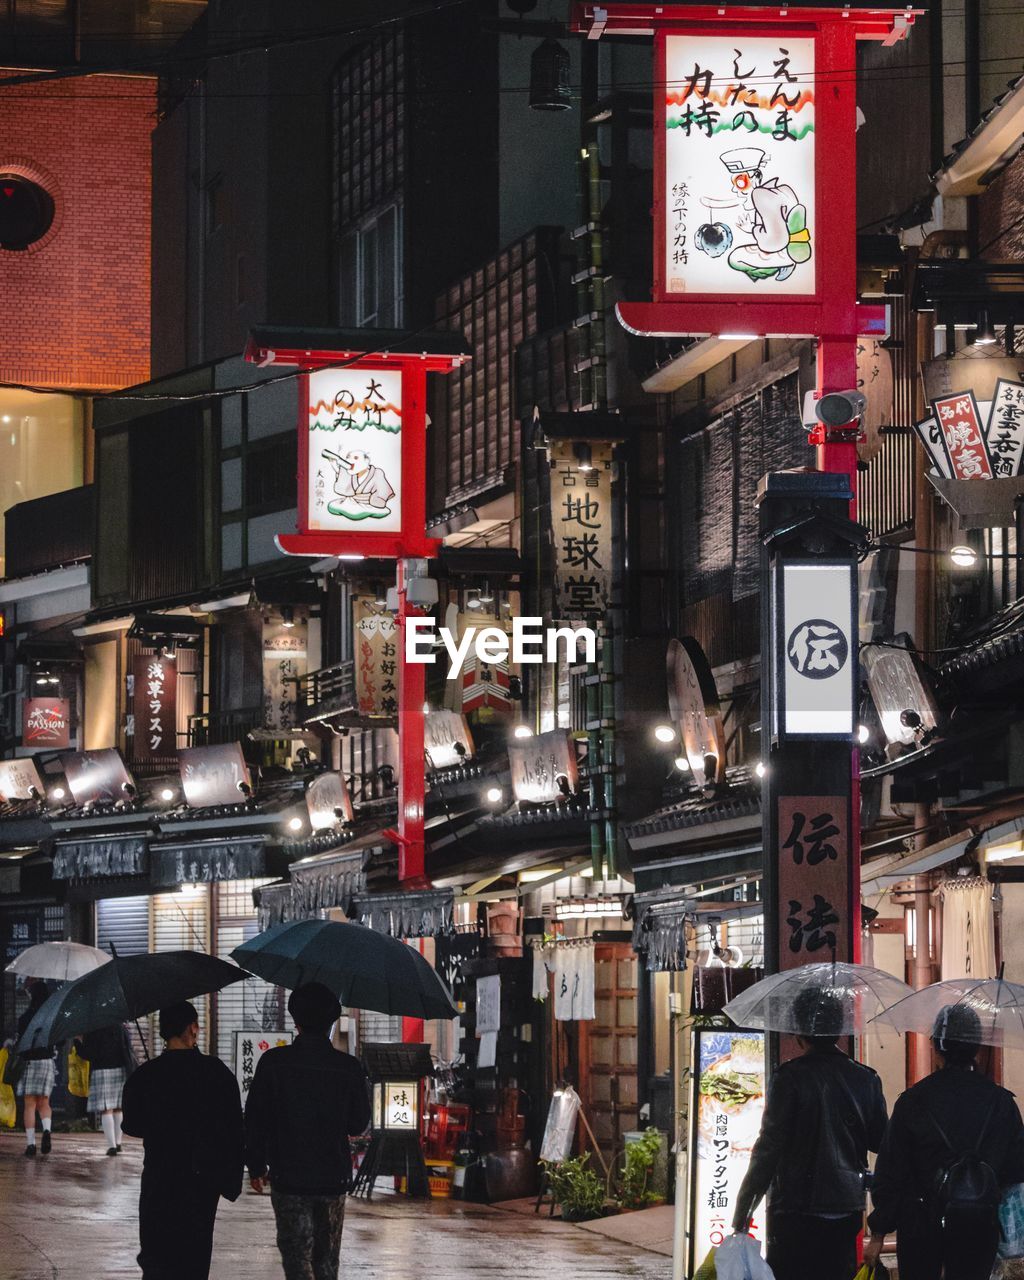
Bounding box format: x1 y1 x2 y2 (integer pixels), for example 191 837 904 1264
16 951 247 1052
230 920 459 1020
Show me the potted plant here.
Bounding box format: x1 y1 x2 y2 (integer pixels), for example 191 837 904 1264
615 1127 665 1211
541 1153 606 1222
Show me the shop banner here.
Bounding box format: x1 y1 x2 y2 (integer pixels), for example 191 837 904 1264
777 794 850 969
263 621 306 731
775 561 857 740
23 698 70 749
689 1028 766 1271
549 441 613 618
931 390 994 479
308 368 403 535
912 415 953 477
986 379 1024 477
305 770 353 829
132 654 177 760
0 757 43 801
662 33 815 299
179 743 252 808
234 1029 293 1099
354 597 398 718
61 749 135 806
442 605 514 720
424 709 474 769
508 729 578 804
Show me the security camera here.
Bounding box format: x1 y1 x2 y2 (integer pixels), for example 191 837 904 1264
814 390 867 427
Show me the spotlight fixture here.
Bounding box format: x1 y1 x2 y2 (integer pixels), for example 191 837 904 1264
376 764 396 790
49 787 66 802
654 724 676 744
528 37 572 112
160 787 175 802
485 786 503 804
555 774 572 798
280 605 296 628
466 590 483 611
508 675 523 701
287 816 303 832
162 641 177 660
573 442 595 473
674 756 690 772
755 762 767 778
949 544 978 568
373 582 388 607
857 724 870 745
236 780 253 799
121 782 137 799
972 309 997 346
899 708 922 732
514 725 533 739
452 741 467 759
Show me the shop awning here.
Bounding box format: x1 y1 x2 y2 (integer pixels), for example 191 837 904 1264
253 881 294 932
350 887 455 939
288 844 371 919
52 835 149 880
629 885 763 971
861 814 1024 894
152 837 267 888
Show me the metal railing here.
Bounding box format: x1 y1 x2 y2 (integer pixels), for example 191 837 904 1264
296 660 357 724
187 705 265 747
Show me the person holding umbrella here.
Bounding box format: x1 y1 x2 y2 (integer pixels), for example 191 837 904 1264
16 978 56 1157
76 1022 134 1155
730 987 889 1280
121 1002 245 1280
864 1003 1024 1280
244 982 370 1280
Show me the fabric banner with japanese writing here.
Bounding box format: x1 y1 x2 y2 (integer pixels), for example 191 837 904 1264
132 654 177 760
550 440 613 619
931 390 994 479
263 620 307 731
354 597 398 718
777 795 851 969
662 34 816 298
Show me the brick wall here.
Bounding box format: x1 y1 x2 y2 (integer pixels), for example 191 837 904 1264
0 72 153 391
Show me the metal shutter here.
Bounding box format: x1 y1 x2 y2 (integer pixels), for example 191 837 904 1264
213 879 291 1065
95 896 150 1059
150 888 210 1053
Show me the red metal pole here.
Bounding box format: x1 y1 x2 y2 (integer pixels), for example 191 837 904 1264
396 560 427 887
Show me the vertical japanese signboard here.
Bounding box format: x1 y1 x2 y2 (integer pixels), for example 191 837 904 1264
133 654 177 760
549 441 613 618
777 795 850 969
263 621 306 731
689 1029 766 1271
23 698 71 749
773 561 856 740
307 369 404 535
661 34 816 299
354 597 398 718
987 380 1024 477
931 391 993 479
233 1030 293 1099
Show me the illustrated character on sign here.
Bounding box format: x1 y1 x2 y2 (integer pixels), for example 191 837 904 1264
694 147 768 259
323 447 395 521
727 178 811 282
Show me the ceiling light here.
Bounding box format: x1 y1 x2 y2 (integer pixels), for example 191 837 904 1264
857 724 870 745
280 605 295 628
160 787 175 802
49 787 65 802
654 724 676 744
478 581 495 605
338 554 366 561
972 309 997 346
485 786 503 804
950 544 978 568
466 591 483 611
985 842 1024 864
573 442 595 473
514 725 533 739
674 756 690 772
755 762 767 778
287 816 303 832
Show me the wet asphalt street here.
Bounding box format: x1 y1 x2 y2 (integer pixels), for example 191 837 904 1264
1 1133 672 1280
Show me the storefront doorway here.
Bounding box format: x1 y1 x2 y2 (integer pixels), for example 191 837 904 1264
577 942 639 1161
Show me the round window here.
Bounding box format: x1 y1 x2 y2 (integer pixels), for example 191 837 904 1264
0 175 55 250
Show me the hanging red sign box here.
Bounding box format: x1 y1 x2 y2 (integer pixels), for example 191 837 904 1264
571 3 921 342
243 328 471 561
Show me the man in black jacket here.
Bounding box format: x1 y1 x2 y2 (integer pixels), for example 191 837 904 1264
864 1004 1024 1280
245 982 371 1280
121 1001 244 1280
731 988 888 1280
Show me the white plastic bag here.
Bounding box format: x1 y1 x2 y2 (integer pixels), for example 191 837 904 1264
715 1233 776 1280
1000 1183 1024 1259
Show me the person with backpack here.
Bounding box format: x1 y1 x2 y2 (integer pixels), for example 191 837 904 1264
731 987 889 1280
864 1003 1024 1280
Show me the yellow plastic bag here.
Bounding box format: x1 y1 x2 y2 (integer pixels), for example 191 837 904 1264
67 1046 90 1099
0 1048 16 1128
853 1265 888 1280
693 1248 717 1280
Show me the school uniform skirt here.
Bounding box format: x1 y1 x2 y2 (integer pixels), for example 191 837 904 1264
18 1057 55 1097
88 1066 126 1112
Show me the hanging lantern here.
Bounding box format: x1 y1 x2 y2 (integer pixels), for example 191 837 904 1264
529 38 572 112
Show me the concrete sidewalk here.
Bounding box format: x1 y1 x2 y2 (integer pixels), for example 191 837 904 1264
493 1196 676 1257
2 1132 672 1280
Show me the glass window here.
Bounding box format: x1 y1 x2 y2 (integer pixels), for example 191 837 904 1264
221 395 243 448
221 458 242 513
337 202 403 328
221 521 242 571
248 508 295 565
247 378 297 441
0 390 84 576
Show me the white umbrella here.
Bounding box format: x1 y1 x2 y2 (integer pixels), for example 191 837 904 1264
723 961 913 1035
871 975 1024 1049
6 942 112 982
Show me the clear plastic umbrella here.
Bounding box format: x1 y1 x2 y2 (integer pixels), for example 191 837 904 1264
6 942 111 982
871 975 1024 1049
723 962 914 1035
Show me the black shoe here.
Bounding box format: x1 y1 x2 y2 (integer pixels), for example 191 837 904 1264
106 1147 118 1157
24 1145 36 1158
115 1144 123 1153
40 1131 51 1155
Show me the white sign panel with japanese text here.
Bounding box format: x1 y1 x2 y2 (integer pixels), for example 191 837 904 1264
663 34 816 297
549 441 613 617
233 1029 293 1099
307 369 403 534
776 561 856 739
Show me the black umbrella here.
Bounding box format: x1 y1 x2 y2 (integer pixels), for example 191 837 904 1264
231 920 459 1020
16 951 247 1052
